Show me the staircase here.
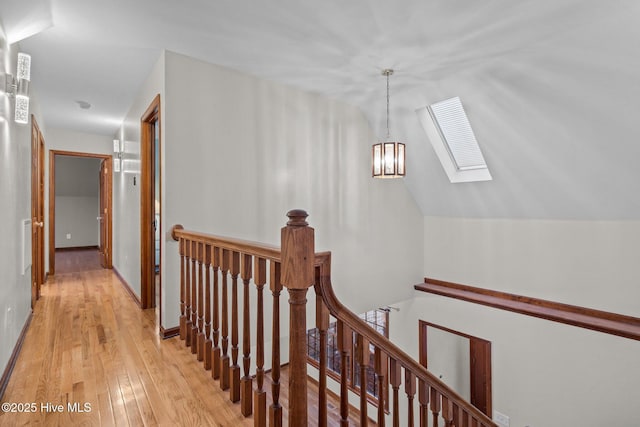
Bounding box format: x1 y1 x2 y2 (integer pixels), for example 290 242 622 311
171 210 496 426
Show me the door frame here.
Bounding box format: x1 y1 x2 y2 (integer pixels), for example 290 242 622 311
31 116 45 308
98 159 110 268
140 94 161 311
419 320 492 417
48 150 113 275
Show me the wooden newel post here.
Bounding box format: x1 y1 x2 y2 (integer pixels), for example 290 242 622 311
171 225 186 340
281 209 315 427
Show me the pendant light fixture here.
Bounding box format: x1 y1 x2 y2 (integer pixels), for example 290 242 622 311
372 69 405 178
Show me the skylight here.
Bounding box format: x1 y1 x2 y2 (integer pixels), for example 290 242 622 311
417 97 492 183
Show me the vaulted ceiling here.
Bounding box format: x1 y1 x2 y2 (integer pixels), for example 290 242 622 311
3 0 639 220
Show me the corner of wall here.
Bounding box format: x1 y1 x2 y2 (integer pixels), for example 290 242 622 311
0 30 37 387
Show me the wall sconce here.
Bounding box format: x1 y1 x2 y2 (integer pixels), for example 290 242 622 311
113 139 122 172
5 52 31 124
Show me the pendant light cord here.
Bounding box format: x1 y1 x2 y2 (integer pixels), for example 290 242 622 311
383 69 394 141
386 70 390 140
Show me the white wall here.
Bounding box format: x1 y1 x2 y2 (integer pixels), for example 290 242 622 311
160 51 423 330
425 325 470 401
54 156 101 248
54 197 99 248
46 127 113 155
378 217 640 426
423 217 640 316
0 29 43 389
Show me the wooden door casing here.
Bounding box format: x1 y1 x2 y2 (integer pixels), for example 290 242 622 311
99 159 107 268
48 150 113 275
31 116 45 308
141 94 161 310
470 338 492 416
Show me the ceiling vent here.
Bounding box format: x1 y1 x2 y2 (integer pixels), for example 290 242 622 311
417 97 492 183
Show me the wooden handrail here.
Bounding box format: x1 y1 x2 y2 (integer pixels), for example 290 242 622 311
314 252 497 426
172 225 282 262
171 212 497 427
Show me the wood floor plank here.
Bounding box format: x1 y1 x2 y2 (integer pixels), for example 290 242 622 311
55 248 102 275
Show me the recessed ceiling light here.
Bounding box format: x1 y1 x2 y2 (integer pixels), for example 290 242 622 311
76 100 91 109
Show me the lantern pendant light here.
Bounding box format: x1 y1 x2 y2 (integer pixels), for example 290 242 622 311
372 69 405 178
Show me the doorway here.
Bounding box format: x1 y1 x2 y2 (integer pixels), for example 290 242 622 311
419 321 492 417
48 150 113 276
140 94 161 313
31 116 45 308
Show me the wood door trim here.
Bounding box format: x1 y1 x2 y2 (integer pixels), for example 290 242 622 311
99 159 107 268
49 150 113 275
48 152 55 275
469 338 492 416
140 94 161 311
31 117 38 305
31 116 44 307
415 277 640 341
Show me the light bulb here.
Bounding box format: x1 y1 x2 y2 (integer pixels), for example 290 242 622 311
15 94 29 124
17 53 31 81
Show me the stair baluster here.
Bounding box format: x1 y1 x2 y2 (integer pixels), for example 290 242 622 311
390 357 402 427
204 244 212 370
419 380 429 427
269 260 283 427
374 347 387 427
240 253 252 415
179 236 186 340
337 320 351 426
211 247 221 379
431 388 441 427
315 278 330 427
220 249 230 390
190 240 198 354
442 396 453 427
253 257 267 427
229 251 241 402
406 370 416 426
197 241 205 361
356 333 369 426
184 239 192 346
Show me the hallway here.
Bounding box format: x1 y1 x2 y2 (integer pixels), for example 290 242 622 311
1 267 253 426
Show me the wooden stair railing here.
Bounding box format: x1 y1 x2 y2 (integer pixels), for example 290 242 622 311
171 210 497 427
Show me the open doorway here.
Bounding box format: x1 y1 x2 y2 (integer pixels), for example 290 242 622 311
419 320 492 417
48 150 112 275
140 95 161 315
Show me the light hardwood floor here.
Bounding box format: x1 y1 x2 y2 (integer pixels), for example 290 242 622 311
2 268 252 426
54 248 102 275
1 264 365 426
